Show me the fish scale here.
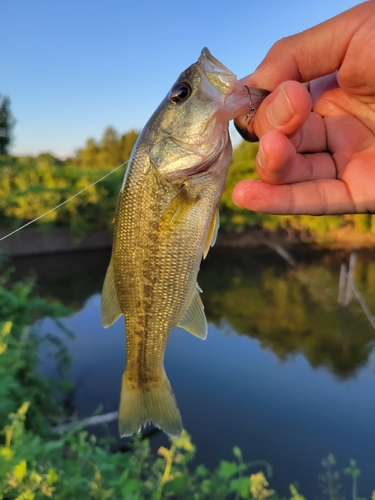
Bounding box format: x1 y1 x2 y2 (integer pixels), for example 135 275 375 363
117 167 186 374
100 48 267 436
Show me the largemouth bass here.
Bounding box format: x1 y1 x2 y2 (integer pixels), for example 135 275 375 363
101 48 267 437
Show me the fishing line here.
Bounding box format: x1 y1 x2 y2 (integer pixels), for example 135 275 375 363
0 160 129 243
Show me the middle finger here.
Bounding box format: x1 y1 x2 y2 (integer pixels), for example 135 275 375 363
289 111 328 153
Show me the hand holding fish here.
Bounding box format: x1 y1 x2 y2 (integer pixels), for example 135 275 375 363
234 1 375 216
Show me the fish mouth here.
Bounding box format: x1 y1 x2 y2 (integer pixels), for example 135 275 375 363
198 48 237 95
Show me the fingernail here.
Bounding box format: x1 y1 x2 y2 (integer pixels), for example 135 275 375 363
232 181 249 207
233 180 260 209
232 195 241 207
267 87 295 127
257 139 267 170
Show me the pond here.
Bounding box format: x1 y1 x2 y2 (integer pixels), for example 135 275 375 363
9 246 375 498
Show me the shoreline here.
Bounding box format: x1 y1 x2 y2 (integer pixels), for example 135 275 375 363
1 225 375 258
0 227 113 257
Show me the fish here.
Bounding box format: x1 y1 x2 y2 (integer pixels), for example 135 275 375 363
101 48 268 437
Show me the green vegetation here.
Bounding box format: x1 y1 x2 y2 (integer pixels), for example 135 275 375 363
69 126 138 169
0 126 375 242
0 154 119 235
0 267 72 436
1 400 278 500
0 127 138 235
0 271 374 499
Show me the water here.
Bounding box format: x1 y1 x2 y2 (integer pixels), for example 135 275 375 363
8 247 375 497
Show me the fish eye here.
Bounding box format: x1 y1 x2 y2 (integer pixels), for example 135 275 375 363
170 82 192 103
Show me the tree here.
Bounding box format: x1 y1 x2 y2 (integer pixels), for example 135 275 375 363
71 127 139 168
119 129 138 161
0 95 15 154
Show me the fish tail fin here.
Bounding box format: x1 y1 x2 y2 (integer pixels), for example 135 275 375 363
118 371 182 437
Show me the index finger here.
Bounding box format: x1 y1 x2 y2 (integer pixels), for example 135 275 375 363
232 178 356 215
242 1 373 91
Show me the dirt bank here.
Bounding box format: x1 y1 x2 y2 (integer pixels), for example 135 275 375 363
0 227 112 257
1 225 375 257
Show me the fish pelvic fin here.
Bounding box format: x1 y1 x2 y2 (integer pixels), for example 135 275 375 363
101 257 123 328
119 371 182 438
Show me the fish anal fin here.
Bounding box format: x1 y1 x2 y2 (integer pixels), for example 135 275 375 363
177 285 207 340
101 258 123 328
203 207 220 259
119 370 182 437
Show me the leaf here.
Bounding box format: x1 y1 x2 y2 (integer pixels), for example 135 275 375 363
157 446 170 461
218 460 238 479
120 478 143 494
17 402 30 417
0 447 13 460
343 459 361 478
47 468 59 486
230 476 250 498
195 465 209 478
164 474 188 495
249 472 275 499
171 430 195 453
13 460 27 480
289 484 306 500
15 491 35 500
43 440 64 453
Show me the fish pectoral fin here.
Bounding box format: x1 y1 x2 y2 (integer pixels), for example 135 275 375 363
101 257 123 328
177 285 207 340
158 186 199 235
203 207 220 259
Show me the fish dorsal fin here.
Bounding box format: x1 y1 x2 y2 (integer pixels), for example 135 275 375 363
101 257 123 328
203 207 220 259
177 285 207 340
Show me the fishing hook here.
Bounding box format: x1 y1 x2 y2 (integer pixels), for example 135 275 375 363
244 85 256 125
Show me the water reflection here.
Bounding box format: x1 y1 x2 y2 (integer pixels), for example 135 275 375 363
199 250 375 378
10 249 111 310
10 247 375 379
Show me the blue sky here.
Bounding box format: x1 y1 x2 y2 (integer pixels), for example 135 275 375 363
2 0 360 158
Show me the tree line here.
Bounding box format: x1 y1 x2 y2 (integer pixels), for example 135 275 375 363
0 104 374 242
66 126 138 169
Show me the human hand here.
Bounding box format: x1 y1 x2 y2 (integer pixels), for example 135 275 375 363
233 1 375 216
